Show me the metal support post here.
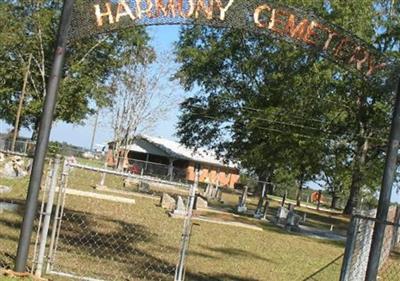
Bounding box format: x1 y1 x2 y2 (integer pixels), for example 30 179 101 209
365 78 400 281
46 160 69 273
340 214 359 281
35 156 61 277
175 168 199 281
15 0 75 271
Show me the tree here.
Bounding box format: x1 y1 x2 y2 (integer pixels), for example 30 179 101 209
174 0 399 214
109 52 180 170
0 0 153 139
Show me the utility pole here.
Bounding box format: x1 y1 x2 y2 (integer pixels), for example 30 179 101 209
90 111 99 151
11 54 32 152
15 0 75 272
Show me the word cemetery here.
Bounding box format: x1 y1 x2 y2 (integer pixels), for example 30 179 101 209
92 0 387 78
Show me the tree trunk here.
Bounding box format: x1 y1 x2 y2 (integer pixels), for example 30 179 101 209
331 194 340 209
296 177 304 207
343 137 369 215
31 118 40 141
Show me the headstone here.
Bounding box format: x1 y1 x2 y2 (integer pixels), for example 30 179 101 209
66 156 77 165
173 196 187 216
195 196 208 209
262 200 270 220
13 156 27 177
254 196 264 219
139 181 151 193
1 157 27 178
26 158 33 174
236 186 248 213
276 206 289 224
204 184 211 197
216 189 223 202
285 206 302 231
210 186 217 198
160 193 176 211
204 184 222 201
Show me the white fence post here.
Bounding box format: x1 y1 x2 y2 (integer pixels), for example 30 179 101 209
35 156 61 277
175 168 199 281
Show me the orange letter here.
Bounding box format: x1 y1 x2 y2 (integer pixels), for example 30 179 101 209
195 0 214 20
216 0 234 20
254 4 271 28
285 15 309 39
115 0 136 22
322 29 338 51
349 46 370 71
333 37 349 57
94 3 114 27
268 9 289 34
155 0 176 17
303 21 321 45
366 56 386 76
136 0 154 18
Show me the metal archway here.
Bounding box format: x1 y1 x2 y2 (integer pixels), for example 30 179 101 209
15 2 400 281
69 0 397 85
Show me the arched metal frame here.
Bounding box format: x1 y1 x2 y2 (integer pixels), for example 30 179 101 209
15 1 400 281
70 0 398 87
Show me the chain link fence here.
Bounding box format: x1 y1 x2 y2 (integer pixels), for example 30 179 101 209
42 161 193 281
0 137 35 156
2 151 399 281
340 207 400 281
0 150 48 273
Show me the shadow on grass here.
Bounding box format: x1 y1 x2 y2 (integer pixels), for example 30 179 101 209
162 245 219 260
185 272 260 281
301 254 343 281
1 197 343 281
202 245 275 263
51 208 266 281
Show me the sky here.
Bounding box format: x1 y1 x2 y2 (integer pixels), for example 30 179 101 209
0 25 399 203
0 25 184 149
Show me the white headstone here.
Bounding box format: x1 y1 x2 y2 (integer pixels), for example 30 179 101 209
195 196 208 209
161 193 176 211
173 196 187 216
277 207 289 220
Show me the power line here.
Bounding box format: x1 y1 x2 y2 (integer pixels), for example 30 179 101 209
185 105 388 144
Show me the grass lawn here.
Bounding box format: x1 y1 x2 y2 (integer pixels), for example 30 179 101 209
379 246 400 280
0 276 32 281
1 164 346 281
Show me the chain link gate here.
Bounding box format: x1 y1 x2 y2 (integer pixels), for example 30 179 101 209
0 150 51 274
34 160 196 281
340 209 400 281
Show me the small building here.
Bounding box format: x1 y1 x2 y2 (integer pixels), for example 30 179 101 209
106 135 240 188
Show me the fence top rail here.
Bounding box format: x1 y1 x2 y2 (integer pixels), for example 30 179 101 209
66 162 191 189
0 149 32 158
353 214 400 227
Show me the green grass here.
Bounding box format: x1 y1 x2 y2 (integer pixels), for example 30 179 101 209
0 277 31 281
1 166 347 281
379 246 400 281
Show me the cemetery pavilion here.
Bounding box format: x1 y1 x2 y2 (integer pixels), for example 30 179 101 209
106 135 240 187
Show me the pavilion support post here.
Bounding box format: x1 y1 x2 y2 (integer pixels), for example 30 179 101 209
168 159 175 181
